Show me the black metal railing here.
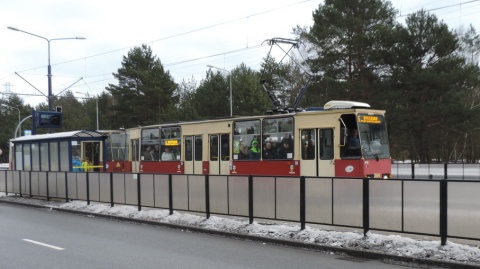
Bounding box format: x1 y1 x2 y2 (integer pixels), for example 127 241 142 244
1 170 479 245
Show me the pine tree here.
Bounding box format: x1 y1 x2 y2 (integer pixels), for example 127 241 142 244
388 10 480 162
106 44 177 128
304 0 397 103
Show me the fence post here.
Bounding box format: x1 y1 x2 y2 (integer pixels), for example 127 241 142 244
46 172 50 201
65 171 68 202
363 178 370 237
137 173 142 211
444 163 448 180
300 176 306 230
248 175 253 224
86 172 90 205
29 171 32 197
411 162 415 179
19 171 22 197
4 170 7 195
168 174 173 215
205 174 210 219
110 172 114 207
440 179 448 245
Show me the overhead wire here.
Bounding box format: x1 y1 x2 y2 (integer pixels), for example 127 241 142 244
3 0 480 99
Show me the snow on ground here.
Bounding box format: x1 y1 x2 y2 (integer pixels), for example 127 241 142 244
1 193 480 266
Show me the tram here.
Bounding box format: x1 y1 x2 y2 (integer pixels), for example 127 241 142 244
135 100 391 178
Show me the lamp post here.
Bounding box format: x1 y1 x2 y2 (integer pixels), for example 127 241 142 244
1 104 21 137
7 26 86 112
76 92 99 130
207 65 232 117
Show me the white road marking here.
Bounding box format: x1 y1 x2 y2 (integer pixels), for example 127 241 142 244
23 239 64 250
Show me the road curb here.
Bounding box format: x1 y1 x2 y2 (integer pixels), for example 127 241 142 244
1 199 477 268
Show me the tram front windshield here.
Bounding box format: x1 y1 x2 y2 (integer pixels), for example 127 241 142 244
357 114 390 159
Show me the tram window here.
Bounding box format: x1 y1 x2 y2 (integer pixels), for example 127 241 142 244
221 134 230 161
357 114 390 159
106 136 113 161
161 127 181 139
185 136 193 161
233 120 261 160
278 118 293 132
107 133 128 161
171 127 181 138
320 129 334 160
301 129 316 160
160 127 181 161
141 128 160 161
210 135 219 161
195 136 203 161
262 117 294 160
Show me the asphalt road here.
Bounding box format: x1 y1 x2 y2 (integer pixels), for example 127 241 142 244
0 203 416 269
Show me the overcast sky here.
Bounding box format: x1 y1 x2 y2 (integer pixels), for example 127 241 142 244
1 0 480 108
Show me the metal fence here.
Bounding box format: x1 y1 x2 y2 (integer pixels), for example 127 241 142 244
1 170 480 245
392 162 480 180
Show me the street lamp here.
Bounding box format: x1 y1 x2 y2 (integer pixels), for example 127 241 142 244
207 65 232 117
76 92 99 130
1 104 21 137
7 26 86 113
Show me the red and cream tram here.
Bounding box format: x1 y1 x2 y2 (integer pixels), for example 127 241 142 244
134 101 391 178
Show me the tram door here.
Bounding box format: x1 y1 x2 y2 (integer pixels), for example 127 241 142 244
184 135 203 174
300 129 334 177
81 141 102 171
208 134 230 175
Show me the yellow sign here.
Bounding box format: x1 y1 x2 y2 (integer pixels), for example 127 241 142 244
165 139 179 146
358 115 381 124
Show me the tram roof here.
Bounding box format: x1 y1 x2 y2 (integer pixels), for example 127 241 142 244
10 130 106 143
135 107 385 130
123 101 385 131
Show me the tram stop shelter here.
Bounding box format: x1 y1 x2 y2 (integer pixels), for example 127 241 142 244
10 130 107 172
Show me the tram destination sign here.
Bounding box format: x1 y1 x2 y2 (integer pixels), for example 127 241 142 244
164 139 179 146
358 115 382 124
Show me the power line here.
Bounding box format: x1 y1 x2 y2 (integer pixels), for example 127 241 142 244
397 0 480 18
11 0 315 75
6 0 480 101
3 1 315 100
